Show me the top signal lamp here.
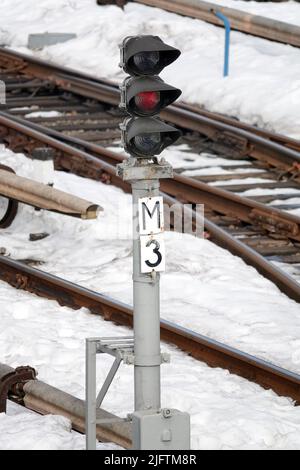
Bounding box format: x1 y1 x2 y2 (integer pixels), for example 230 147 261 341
120 35 181 77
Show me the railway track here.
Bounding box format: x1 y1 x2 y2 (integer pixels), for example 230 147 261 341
0 48 300 301
129 0 300 48
0 49 300 416
0 254 300 405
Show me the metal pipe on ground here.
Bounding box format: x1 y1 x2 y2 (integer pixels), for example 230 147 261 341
0 169 101 219
0 363 132 448
132 0 300 47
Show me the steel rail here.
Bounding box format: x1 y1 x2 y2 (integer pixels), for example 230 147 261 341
179 102 300 152
4 112 300 242
1 47 300 175
131 0 300 48
0 255 299 404
0 363 132 448
0 112 299 302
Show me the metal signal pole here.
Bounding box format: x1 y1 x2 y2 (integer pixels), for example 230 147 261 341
118 35 190 450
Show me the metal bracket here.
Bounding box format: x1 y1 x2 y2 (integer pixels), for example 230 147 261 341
116 157 173 182
0 366 37 413
86 336 134 450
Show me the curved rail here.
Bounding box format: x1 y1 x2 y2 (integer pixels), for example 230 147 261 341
0 255 299 404
132 0 300 48
1 47 299 177
0 111 299 302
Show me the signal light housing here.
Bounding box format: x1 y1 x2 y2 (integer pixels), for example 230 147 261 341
120 35 181 76
120 76 182 117
121 117 181 159
120 35 182 159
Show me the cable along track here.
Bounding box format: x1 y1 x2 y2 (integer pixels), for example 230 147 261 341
0 49 300 301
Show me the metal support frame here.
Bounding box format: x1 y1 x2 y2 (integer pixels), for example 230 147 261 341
85 336 134 450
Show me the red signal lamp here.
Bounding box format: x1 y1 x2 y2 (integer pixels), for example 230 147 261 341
135 91 160 113
120 76 182 118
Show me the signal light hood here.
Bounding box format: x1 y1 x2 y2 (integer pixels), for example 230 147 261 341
121 35 181 76
121 76 182 117
122 117 182 158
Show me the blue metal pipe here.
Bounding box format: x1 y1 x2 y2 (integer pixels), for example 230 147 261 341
214 11 231 77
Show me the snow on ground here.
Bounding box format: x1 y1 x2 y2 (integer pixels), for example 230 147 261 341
2 275 300 450
0 144 300 373
1 402 121 450
1 1 300 139
0 403 85 450
1 0 300 450
1 145 300 449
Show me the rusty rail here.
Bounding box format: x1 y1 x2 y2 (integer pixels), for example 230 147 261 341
4 112 300 242
4 112 300 240
0 111 299 302
131 0 300 48
1 50 300 300
0 255 300 404
1 47 300 176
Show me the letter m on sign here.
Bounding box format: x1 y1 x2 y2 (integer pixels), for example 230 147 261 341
138 196 164 236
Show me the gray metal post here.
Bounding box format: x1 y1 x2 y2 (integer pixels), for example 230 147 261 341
117 159 190 451
132 179 161 412
86 339 97 451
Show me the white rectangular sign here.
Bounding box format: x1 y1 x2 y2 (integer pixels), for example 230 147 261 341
138 196 165 273
140 233 165 274
138 196 164 236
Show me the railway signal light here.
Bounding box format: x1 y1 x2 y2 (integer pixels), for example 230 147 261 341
120 35 182 159
120 76 181 117
120 35 181 76
121 117 181 159
115 36 190 451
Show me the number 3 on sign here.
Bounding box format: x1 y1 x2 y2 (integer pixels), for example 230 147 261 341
140 233 165 273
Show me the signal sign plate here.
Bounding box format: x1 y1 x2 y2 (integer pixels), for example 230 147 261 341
140 233 165 274
138 196 164 235
138 196 165 273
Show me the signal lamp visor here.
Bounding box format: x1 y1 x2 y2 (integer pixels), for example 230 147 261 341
122 117 182 158
121 36 181 76
132 51 160 75
122 77 182 117
129 49 179 76
134 133 161 154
